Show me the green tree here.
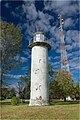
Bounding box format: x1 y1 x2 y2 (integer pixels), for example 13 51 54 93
72 82 80 100
49 69 73 101
75 83 80 100
0 21 22 84
9 88 16 98
16 81 24 99
11 96 20 105
49 79 61 99
48 63 54 80
20 78 30 99
20 68 31 99
1 87 9 99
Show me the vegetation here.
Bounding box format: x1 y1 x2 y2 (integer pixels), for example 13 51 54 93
0 87 9 100
49 69 79 101
20 75 30 99
73 82 80 100
17 67 79 102
0 87 16 100
11 96 20 105
17 69 31 99
1 67 79 102
49 70 73 101
9 88 16 98
0 21 22 84
1 99 79 119
0 15 79 120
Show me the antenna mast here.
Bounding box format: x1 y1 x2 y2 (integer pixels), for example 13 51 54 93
59 15 70 71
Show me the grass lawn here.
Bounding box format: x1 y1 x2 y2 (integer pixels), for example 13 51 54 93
0 100 80 120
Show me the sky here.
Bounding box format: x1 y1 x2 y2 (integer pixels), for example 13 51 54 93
1 0 80 87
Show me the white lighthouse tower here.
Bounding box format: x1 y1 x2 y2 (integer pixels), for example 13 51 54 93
29 32 51 106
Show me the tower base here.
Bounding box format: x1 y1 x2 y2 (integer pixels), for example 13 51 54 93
29 99 49 106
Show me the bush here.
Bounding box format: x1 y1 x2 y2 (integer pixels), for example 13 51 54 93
0 96 5 100
11 96 21 105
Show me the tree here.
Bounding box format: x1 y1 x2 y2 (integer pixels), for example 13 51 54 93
48 63 53 80
16 81 24 99
0 21 22 84
9 88 16 98
49 69 73 101
20 78 30 99
1 87 9 99
20 68 31 99
49 79 61 99
72 82 80 100
75 83 80 100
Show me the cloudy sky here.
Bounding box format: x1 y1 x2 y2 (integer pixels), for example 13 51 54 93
1 0 80 85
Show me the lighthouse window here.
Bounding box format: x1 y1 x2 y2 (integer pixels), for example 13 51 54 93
36 34 40 41
41 34 45 41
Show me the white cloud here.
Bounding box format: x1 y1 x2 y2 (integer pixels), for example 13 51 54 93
48 56 54 61
22 1 37 21
69 56 79 70
4 3 10 8
65 45 72 51
54 56 60 60
66 30 79 42
11 11 19 18
44 0 79 16
3 74 22 79
22 66 28 71
10 0 79 54
21 6 53 36
8 0 79 79
14 54 20 61
64 18 74 28
53 61 60 66
20 57 28 63
23 50 30 55
48 56 60 61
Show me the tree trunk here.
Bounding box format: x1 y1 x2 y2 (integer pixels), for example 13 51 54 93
64 97 66 102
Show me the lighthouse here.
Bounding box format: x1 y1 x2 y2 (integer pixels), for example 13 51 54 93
29 32 51 106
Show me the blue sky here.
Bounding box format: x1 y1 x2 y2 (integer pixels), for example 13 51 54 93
1 0 80 86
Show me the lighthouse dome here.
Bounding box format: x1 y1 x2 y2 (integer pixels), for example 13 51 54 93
34 32 45 42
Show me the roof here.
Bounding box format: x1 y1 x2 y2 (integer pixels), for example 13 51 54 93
34 32 45 36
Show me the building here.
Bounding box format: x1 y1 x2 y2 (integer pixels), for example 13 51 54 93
28 32 51 106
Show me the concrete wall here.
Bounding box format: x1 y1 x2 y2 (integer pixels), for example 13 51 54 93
29 45 49 106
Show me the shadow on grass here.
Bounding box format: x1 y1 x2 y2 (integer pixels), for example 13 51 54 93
49 100 80 106
1 102 11 105
0 100 29 106
0 99 79 106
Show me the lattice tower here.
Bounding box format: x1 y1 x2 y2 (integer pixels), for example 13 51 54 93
59 15 70 72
